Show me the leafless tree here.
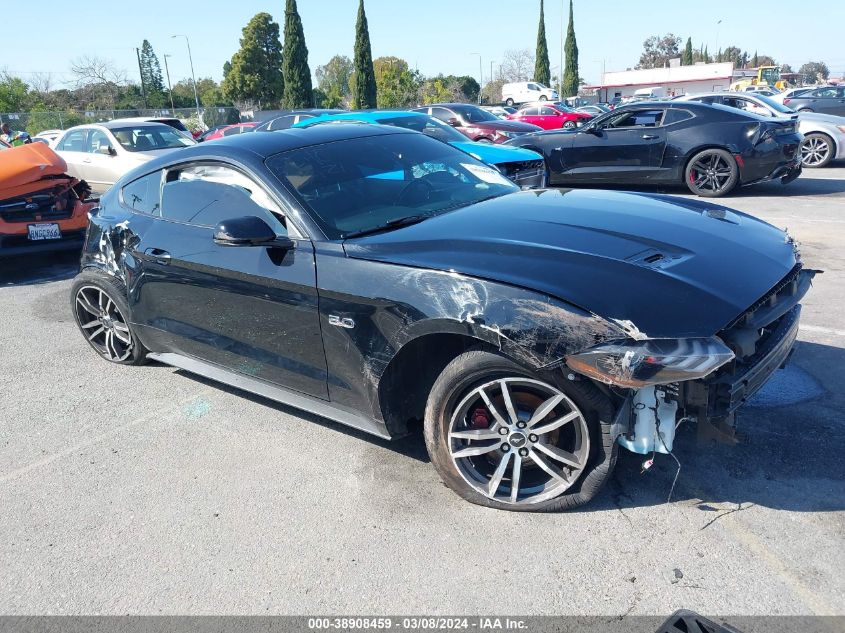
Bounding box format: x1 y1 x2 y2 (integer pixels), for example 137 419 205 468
499 49 536 83
70 56 127 110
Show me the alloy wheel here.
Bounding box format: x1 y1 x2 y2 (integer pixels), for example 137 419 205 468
74 285 134 361
800 136 831 167
689 152 734 193
447 377 590 506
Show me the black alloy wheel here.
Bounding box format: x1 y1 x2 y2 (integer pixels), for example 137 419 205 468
684 148 739 197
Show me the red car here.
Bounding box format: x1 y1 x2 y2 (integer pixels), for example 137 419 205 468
202 122 259 141
413 104 541 144
507 104 592 130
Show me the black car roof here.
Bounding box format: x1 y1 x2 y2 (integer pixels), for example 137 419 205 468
183 123 415 158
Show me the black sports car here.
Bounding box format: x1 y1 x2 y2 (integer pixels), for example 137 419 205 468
505 101 803 197
72 125 814 511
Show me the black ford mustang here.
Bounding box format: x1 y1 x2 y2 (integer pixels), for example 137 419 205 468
72 125 814 511
505 101 803 197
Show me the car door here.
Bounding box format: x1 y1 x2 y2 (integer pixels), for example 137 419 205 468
515 106 540 126
538 106 561 129
125 163 329 399
82 128 121 192
54 128 89 183
801 87 845 115
561 108 668 183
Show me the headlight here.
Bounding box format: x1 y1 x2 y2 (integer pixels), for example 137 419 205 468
837 125 845 133
565 337 735 388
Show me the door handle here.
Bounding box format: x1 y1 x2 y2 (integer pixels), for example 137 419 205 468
143 247 171 265
641 134 659 140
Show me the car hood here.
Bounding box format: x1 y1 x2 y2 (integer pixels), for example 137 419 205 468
343 189 799 339
474 120 541 132
449 141 542 164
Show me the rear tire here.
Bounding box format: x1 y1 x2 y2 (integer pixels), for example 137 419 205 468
539 95 548 102
71 270 148 365
424 350 617 512
505 98 514 107
800 132 834 168
684 148 739 197
797 108 814 113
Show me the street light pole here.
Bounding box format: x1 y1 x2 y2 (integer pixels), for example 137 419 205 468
172 34 201 123
560 0 565 96
163 54 175 111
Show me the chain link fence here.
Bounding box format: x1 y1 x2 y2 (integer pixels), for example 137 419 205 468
0 107 242 136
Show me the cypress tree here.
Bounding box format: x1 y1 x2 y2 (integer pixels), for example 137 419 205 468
352 0 377 108
562 0 579 97
282 0 313 108
222 12 284 108
703 45 709 63
682 38 693 66
752 50 759 67
534 0 550 86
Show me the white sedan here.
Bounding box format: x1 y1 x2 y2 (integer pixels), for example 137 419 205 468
676 92 845 168
52 122 195 193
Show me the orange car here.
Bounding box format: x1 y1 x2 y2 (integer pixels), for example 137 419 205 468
0 142 97 257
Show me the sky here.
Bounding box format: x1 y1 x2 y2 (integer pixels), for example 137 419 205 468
3 0 844 90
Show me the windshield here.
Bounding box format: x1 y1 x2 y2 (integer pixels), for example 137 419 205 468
376 115 467 143
111 126 195 152
266 133 517 240
452 106 500 123
752 94 796 114
759 67 779 84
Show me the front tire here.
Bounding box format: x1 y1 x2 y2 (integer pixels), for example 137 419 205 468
563 120 577 129
800 132 834 168
71 270 147 365
424 351 617 512
539 95 548 102
684 148 739 197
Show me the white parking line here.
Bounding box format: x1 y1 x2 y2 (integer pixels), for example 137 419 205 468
801 324 845 337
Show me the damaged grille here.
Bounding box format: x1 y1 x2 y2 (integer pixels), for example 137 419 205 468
0 187 74 223
496 160 546 189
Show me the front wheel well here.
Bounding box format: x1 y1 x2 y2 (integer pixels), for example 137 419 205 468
378 333 497 437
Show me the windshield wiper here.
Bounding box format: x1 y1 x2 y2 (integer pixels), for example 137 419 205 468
343 215 429 239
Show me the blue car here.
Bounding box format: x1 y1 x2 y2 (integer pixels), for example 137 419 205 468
293 110 546 189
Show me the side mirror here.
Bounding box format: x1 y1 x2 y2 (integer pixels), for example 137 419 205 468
214 216 294 249
447 118 461 127
98 145 116 155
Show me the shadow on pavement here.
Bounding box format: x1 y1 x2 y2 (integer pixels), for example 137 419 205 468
0 250 80 286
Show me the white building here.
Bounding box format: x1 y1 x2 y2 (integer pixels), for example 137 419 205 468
588 62 735 102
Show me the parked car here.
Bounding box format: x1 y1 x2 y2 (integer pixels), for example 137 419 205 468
0 143 97 257
769 87 812 105
52 122 196 193
481 106 517 119
293 110 546 188
197 125 227 142
34 129 63 144
254 109 346 132
72 124 814 511
575 104 611 116
412 103 541 144
676 92 845 168
111 116 195 140
741 86 777 96
201 122 259 141
505 101 802 197
501 82 559 106
506 103 592 130
782 86 845 115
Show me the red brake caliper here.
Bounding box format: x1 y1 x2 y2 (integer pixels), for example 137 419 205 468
470 408 491 429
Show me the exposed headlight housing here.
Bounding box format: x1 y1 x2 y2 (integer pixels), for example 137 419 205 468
565 337 735 388
837 125 845 133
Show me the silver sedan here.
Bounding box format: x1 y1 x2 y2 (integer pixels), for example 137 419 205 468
52 122 195 193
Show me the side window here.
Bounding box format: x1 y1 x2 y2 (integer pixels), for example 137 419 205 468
58 129 86 152
539 107 557 116
609 109 665 128
430 107 454 122
528 83 539 91
813 88 837 98
161 164 292 236
88 130 112 153
121 171 163 216
663 109 694 125
221 126 241 136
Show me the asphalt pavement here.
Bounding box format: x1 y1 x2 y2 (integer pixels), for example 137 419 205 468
1 165 843 617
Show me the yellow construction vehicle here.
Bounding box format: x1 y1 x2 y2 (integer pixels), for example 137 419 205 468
730 66 788 92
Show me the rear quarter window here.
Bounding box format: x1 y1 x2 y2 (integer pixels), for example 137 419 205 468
663 108 695 125
121 171 162 216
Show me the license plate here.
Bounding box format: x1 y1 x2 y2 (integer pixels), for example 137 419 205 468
27 223 61 241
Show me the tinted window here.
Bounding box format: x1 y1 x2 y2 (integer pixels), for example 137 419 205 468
608 109 665 128
663 108 694 125
430 107 455 122
266 115 298 131
58 129 86 152
375 115 466 143
518 107 538 116
450 105 499 123
812 87 839 98
266 133 517 240
539 107 557 115
122 171 162 216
